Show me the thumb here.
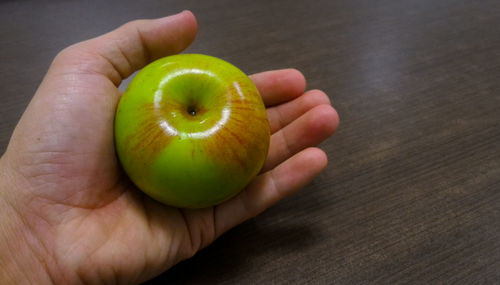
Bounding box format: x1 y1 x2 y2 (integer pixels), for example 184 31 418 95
5 11 197 186
51 10 198 86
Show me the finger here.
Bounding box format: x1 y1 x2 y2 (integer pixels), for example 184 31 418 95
250 69 306 107
214 147 328 237
267 89 331 134
51 11 198 85
262 104 339 172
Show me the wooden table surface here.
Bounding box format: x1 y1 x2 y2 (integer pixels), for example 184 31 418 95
1 0 499 284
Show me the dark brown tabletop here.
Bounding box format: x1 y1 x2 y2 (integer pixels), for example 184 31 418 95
1 0 500 284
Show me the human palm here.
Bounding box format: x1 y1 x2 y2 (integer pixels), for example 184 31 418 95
0 11 338 284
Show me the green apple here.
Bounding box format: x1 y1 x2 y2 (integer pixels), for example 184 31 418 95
114 54 270 208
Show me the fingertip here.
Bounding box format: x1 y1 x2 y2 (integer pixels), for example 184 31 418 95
302 89 331 108
179 9 195 18
308 104 340 139
155 10 198 55
181 11 198 51
250 68 307 106
304 147 328 171
178 10 198 36
276 68 307 101
162 10 196 25
284 68 307 94
272 147 328 197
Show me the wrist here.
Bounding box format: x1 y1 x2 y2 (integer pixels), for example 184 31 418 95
0 157 54 284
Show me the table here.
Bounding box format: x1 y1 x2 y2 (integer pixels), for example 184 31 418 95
1 0 499 283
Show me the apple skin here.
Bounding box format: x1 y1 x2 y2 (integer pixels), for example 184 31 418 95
114 54 270 208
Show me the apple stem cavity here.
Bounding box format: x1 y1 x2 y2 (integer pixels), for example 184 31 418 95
187 106 197 116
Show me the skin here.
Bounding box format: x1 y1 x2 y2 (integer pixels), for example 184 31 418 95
115 54 270 208
0 11 339 284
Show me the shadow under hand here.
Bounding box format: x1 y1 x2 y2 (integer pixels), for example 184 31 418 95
147 218 319 284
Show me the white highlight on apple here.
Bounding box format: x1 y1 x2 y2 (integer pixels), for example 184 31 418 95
233 81 246 100
185 107 231 139
158 120 179 136
154 68 232 139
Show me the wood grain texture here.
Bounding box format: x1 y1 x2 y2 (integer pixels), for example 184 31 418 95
1 0 500 284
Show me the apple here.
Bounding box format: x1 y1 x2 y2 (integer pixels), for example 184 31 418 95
114 54 270 208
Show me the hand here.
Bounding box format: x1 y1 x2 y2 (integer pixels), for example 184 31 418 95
0 11 339 284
